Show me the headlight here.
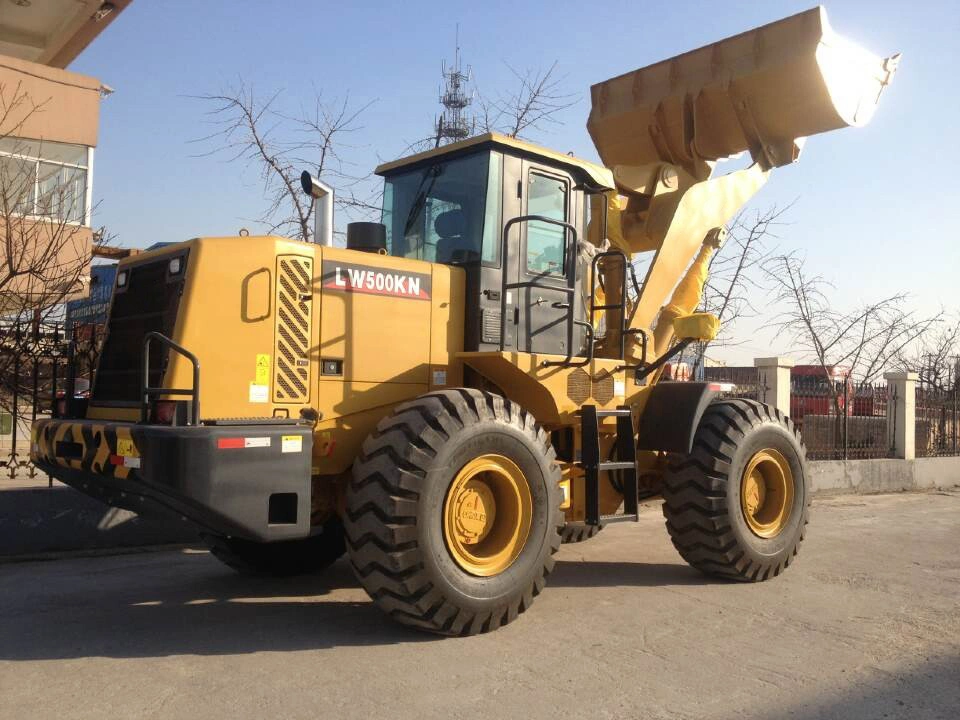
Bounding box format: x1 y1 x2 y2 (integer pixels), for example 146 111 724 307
169 257 182 275
116 270 128 288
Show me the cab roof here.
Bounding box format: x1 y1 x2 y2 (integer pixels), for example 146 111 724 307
374 132 615 190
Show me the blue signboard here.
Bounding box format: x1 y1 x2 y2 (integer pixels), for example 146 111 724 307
65 264 116 328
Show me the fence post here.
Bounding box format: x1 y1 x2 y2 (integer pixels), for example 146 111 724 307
884 371 917 460
753 357 794 415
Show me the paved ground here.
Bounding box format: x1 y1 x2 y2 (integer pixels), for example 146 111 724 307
1 491 958 720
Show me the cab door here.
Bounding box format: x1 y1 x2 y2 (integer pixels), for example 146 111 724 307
516 162 577 355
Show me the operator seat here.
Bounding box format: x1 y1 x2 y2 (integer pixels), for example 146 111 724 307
435 209 479 264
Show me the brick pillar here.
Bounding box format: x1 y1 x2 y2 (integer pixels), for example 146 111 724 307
884 371 917 460
753 357 794 415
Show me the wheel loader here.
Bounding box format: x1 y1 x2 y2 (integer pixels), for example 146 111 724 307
31 7 898 634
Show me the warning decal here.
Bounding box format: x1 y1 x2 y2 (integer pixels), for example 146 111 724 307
218 437 272 450
281 435 303 453
255 354 271 385
320 260 431 301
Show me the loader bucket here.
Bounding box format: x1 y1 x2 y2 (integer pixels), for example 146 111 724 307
587 6 899 178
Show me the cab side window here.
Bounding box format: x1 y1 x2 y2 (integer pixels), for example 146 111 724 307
526 172 567 275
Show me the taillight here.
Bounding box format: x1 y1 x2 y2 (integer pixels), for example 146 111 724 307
154 400 177 424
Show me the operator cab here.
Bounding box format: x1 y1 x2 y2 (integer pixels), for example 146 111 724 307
374 133 615 358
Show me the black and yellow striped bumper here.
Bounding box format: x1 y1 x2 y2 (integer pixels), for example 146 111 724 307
32 418 144 481
31 418 314 543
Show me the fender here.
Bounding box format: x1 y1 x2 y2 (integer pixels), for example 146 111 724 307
636 382 718 454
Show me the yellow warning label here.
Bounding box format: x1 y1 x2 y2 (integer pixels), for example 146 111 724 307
255 354 271 385
117 438 139 458
281 435 303 453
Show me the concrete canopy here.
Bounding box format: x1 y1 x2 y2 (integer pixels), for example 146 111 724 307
0 0 131 68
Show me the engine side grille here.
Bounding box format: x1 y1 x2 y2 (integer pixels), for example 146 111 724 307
91 253 187 404
273 255 312 403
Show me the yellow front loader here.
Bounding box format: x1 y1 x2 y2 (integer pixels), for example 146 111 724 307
31 7 897 634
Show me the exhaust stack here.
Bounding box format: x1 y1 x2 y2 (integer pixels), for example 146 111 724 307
301 171 334 246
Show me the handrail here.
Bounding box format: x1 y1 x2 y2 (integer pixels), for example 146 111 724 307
588 249 650 371
141 331 200 425
498 214 588 367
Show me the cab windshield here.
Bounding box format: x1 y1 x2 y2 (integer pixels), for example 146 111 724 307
381 151 502 265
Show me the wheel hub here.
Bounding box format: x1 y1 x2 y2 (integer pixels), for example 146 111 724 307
740 449 794 538
443 454 532 577
452 480 496 545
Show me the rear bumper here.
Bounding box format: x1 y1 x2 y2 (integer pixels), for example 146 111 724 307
31 418 313 543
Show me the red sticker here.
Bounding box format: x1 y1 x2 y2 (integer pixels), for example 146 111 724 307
217 438 245 449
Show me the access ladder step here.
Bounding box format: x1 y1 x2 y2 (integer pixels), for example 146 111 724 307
579 404 640 527
596 513 641 525
599 461 635 471
594 408 632 418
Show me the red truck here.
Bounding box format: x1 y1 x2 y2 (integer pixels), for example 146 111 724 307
790 365 852 421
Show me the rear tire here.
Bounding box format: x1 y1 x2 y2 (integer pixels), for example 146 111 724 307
662 399 809 582
344 389 562 635
204 516 345 577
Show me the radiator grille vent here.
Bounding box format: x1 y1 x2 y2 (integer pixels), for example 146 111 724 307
274 256 312 403
481 308 501 344
91 252 188 404
566 368 591 404
592 371 615 405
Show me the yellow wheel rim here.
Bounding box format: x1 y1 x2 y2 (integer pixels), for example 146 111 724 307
443 454 532 577
740 449 794 538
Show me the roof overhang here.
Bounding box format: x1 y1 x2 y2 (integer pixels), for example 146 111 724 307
375 132 615 190
0 0 131 68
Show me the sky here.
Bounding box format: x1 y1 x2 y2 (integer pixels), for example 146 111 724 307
69 0 959 364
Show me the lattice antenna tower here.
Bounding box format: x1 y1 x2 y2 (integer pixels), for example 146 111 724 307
435 26 475 144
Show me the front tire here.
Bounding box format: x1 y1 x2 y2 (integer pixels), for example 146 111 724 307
344 389 562 635
662 399 809 582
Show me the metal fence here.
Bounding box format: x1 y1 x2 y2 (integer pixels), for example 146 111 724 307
703 368 894 461
703 366 771 403
915 386 959 457
787 377 892 460
0 321 105 480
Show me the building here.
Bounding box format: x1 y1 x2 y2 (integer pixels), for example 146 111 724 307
0 0 131 311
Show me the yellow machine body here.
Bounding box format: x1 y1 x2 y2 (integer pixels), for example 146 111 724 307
31 6 898 543
83 238 468 476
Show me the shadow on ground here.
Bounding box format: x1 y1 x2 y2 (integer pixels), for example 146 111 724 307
761 654 960 720
0 552 714 660
1 558 432 660
549 560 715 588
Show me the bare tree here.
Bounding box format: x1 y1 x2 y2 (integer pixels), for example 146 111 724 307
193 82 379 241
477 61 577 140
894 313 959 390
690 204 791 368
765 251 942 412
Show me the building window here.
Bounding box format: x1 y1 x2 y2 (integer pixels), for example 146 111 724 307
0 137 91 225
